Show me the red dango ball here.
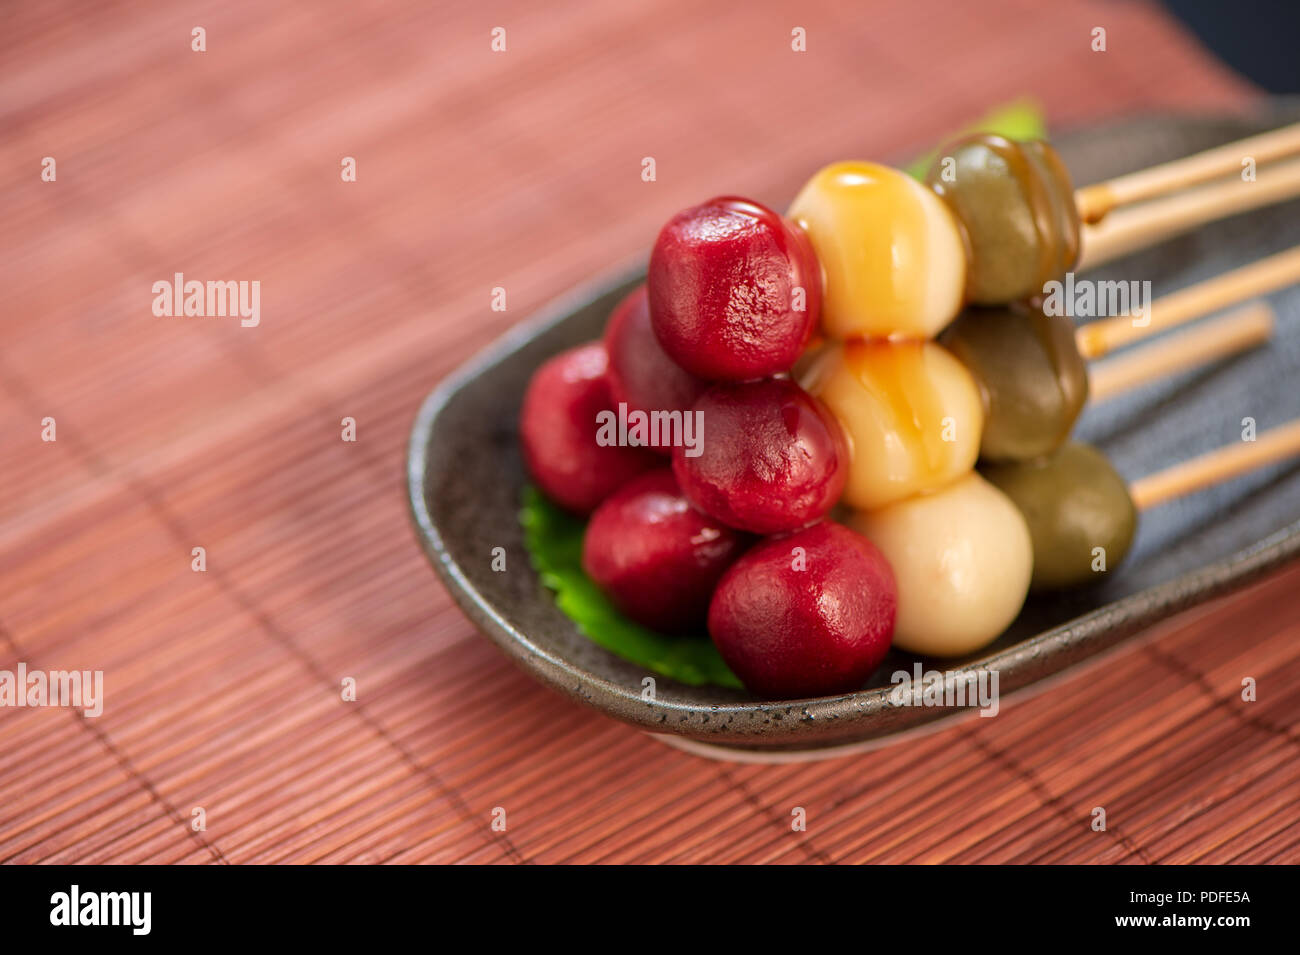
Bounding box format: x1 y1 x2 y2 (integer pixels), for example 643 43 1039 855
519 343 658 514
648 196 821 381
603 285 708 455
708 522 897 699
673 378 848 534
582 469 749 633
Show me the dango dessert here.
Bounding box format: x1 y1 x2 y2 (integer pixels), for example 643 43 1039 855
519 343 658 514
848 473 1032 657
982 442 1135 590
789 129 1300 343
925 134 1080 304
708 522 896 699
982 422 1300 591
603 285 708 455
518 120 1300 697
672 378 848 534
582 469 749 633
788 161 967 340
797 339 984 509
648 196 820 380
942 248 1300 462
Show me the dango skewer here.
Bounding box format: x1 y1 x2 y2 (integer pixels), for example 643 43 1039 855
1086 302 1274 404
1076 121 1300 223
787 125 1300 341
796 303 1273 510
847 420 1300 659
797 252 1292 506
985 421 1300 592
1078 158 1300 271
941 246 1300 462
520 120 1300 702
1074 244 1300 359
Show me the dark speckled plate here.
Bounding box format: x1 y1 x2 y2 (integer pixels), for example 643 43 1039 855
409 108 1300 759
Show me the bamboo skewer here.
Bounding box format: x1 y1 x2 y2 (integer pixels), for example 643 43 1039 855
1075 244 1300 359
1130 420 1300 511
1075 121 1300 224
1087 302 1274 403
1076 157 1300 273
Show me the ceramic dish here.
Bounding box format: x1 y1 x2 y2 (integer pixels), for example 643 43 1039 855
409 108 1300 756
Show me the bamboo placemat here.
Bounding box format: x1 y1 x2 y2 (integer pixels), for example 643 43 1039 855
2 0 1295 864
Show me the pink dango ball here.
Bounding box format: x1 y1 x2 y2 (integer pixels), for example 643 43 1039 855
519 343 658 515
582 469 750 634
648 196 821 381
603 284 709 456
707 522 897 699
673 378 848 534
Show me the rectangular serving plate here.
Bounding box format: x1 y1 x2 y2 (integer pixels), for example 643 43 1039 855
408 111 1300 755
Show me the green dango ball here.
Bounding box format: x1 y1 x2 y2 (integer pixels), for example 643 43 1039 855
940 303 1089 463
927 134 1081 305
982 442 1137 591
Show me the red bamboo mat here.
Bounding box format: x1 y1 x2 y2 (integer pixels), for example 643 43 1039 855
2 0 1295 864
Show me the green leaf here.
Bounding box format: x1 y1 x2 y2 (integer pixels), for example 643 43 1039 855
519 485 744 689
903 99 1047 180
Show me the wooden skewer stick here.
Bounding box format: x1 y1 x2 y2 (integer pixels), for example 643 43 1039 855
1130 419 1300 512
1077 157 1300 273
1075 121 1300 224
1075 244 1300 359
1087 302 1274 403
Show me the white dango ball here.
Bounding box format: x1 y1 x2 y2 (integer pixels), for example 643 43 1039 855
848 473 1032 657
788 161 968 340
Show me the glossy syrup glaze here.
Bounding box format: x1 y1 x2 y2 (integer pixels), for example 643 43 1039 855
940 303 1089 462
799 339 984 509
927 134 1081 305
788 161 967 339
